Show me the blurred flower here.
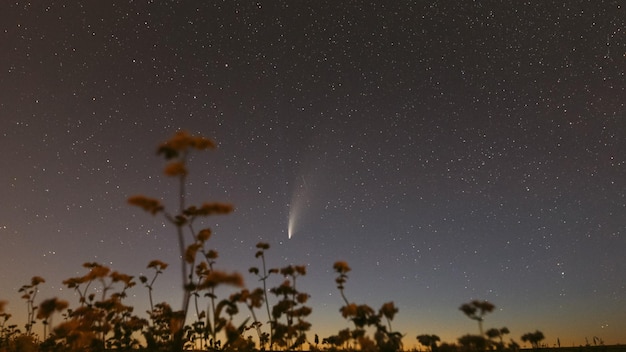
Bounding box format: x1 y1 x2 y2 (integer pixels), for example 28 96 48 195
164 161 187 177
197 228 212 242
198 202 234 216
280 266 295 276
380 301 398 321
294 265 306 276
84 263 110 280
110 271 135 287
341 303 358 318
256 242 270 250
147 260 168 271
37 298 69 320
205 249 219 260
157 130 216 160
296 293 310 304
333 261 351 274
31 276 45 286
63 277 85 289
185 243 202 263
200 271 244 289
128 195 164 215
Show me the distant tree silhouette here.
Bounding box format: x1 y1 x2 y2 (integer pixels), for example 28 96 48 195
521 330 545 349
486 327 509 350
438 342 460 352
459 300 495 336
458 334 488 352
417 334 440 351
507 339 521 352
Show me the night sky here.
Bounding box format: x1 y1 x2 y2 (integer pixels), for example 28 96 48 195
1 1 625 348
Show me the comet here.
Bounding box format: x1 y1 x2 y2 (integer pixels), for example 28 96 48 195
287 175 308 240
288 211 295 239
287 196 301 240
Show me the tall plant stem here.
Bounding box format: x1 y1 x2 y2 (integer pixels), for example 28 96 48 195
172 157 191 352
259 252 274 348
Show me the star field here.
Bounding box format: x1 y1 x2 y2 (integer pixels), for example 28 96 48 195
1 1 625 348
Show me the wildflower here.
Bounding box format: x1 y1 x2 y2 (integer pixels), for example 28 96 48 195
380 301 398 320
195 261 209 277
164 161 187 176
293 306 312 318
157 130 216 160
37 298 69 320
296 293 310 304
198 202 234 216
248 288 265 308
54 319 81 338
147 260 168 271
31 276 46 286
271 280 295 296
84 263 110 280
197 228 212 242
256 242 270 250
205 249 219 260
333 261 351 274
280 265 295 276
185 243 202 263
127 195 164 215
63 277 85 289
110 271 134 287
200 271 244 289
341 303 358 318
294 265 306 275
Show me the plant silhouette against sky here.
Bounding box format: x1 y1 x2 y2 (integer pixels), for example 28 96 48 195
0 131 555 352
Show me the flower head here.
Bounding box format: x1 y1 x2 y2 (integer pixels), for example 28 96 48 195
333 261 351 274
128 195 164 215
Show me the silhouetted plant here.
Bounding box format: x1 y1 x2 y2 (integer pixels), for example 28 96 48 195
140 260 168 315
18 276 45 336
0 301 15 350
231 288 267 348
137 260 173 351
508 339 520 352
269 265 312 350
521 330 545 349
417 334 440 351
590 336 604 346
457 334 488 352
179 233 247 351
332 261 403 352
143 301 176 351
37 298 68 339
249 241 276 348
322 328 351 350
437 342 460 352
192 260 246 351
0 130 571 352
47 262 145 351
459 300 495 336
128 130 236 352
486 327 509 350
